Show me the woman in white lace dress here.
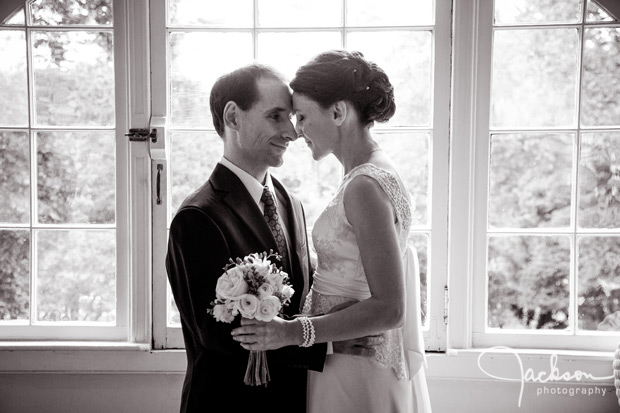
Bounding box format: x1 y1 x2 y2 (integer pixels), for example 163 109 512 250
232 50 431 413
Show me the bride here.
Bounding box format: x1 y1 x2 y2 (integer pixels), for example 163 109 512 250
232 50 431 413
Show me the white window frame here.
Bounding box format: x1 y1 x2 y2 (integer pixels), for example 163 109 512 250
0 0 134 342
450 0 620 352
150 0 452 351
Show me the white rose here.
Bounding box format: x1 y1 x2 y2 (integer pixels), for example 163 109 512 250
280 285 294 303
215 267 248 300
238 294 259 318
257 283 274 300
255 296 282 322
212 304 235 323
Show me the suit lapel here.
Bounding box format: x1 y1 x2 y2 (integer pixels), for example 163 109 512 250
209 164 276 253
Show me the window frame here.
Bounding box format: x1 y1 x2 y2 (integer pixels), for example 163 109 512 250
0 0 132 341
150 0 452 351
460 0 620 352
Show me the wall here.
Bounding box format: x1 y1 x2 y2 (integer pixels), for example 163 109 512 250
0 351 617 413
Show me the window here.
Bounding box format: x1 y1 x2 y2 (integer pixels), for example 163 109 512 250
151 0 451 350
470 0 620 351
0 0 128 340
3 0 614 357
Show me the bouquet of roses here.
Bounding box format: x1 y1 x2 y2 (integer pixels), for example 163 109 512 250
207 250 294 386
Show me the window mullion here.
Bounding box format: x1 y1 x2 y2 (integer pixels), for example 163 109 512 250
124 0 152 344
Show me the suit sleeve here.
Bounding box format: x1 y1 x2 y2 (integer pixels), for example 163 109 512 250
166 206 240 356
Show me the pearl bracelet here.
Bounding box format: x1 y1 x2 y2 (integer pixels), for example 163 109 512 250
297 316 316 347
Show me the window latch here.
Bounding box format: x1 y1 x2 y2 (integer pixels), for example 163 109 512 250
125 128 157 143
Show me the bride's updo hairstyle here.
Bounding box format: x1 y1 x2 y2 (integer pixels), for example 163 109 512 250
290 50 396 126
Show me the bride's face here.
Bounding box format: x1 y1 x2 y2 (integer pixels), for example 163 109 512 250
292 93 337 161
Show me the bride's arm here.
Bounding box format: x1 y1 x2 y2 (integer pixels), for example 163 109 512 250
231 175 406 349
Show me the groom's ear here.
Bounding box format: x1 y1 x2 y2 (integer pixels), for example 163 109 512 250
333 100 347 126
223 101 240 131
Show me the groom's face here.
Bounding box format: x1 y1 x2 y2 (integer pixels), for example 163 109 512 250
235 76 297 170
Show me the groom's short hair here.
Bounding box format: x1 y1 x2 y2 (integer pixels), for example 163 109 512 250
210 63 286 137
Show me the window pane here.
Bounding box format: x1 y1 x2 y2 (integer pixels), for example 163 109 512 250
258 31 341 81
6 8 25 25
0 30 28 126
494 0 582 25
279 140 342 228
488 235 570 330
36 230 115 323
586 0 616 22
347 31 432 127
0 230 30 321
375 132 429 227
491 29 579 129
488 133 573 229
37 131 115 225
30 0 113 25
578 132 620 228
258 0 342 27
168 0 253 27
347 0 434 26
409 233 429 326
0 131 30 224
578 236 620 331
170 132 222 218
169 32 253 128
581 28 620 127
32 30 115 127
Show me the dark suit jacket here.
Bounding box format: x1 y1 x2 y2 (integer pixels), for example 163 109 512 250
166 163 327 413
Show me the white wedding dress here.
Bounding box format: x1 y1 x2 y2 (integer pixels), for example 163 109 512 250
305 163 432 413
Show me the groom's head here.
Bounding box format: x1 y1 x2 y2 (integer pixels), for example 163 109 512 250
210 64 297 177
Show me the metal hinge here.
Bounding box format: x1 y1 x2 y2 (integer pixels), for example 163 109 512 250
125 128 157 143
443 285 449 325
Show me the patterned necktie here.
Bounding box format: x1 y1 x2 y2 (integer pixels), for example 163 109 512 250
260 186 290 274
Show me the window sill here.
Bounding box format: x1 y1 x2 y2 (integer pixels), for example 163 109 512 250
0 343 614 385
0 342 186 373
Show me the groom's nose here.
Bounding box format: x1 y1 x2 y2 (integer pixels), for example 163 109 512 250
281 118 297 141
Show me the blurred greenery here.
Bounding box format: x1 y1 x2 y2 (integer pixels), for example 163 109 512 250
0 0 116 323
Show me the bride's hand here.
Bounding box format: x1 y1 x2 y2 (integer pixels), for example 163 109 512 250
231 316 302 351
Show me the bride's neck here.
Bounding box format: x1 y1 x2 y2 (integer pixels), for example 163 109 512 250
336 128 380 175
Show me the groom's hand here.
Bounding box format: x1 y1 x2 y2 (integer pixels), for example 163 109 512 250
332 334 384 357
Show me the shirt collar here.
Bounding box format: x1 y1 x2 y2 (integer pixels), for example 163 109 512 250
219 157 276 209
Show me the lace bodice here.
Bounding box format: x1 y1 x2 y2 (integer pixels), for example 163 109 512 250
306 163 414 380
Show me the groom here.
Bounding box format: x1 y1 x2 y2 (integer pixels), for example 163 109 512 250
166 64 328 412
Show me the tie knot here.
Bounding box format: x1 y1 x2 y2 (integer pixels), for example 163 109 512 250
261 186 275 204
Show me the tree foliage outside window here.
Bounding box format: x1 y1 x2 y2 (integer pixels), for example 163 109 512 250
486 0 620 333
0 0 116 324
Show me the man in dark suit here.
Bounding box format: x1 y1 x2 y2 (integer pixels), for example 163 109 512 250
166 64 327 412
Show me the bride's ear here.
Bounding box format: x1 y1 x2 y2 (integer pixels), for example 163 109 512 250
332 101 347 126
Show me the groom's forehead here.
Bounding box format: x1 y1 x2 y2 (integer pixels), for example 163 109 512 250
255 78 292 107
